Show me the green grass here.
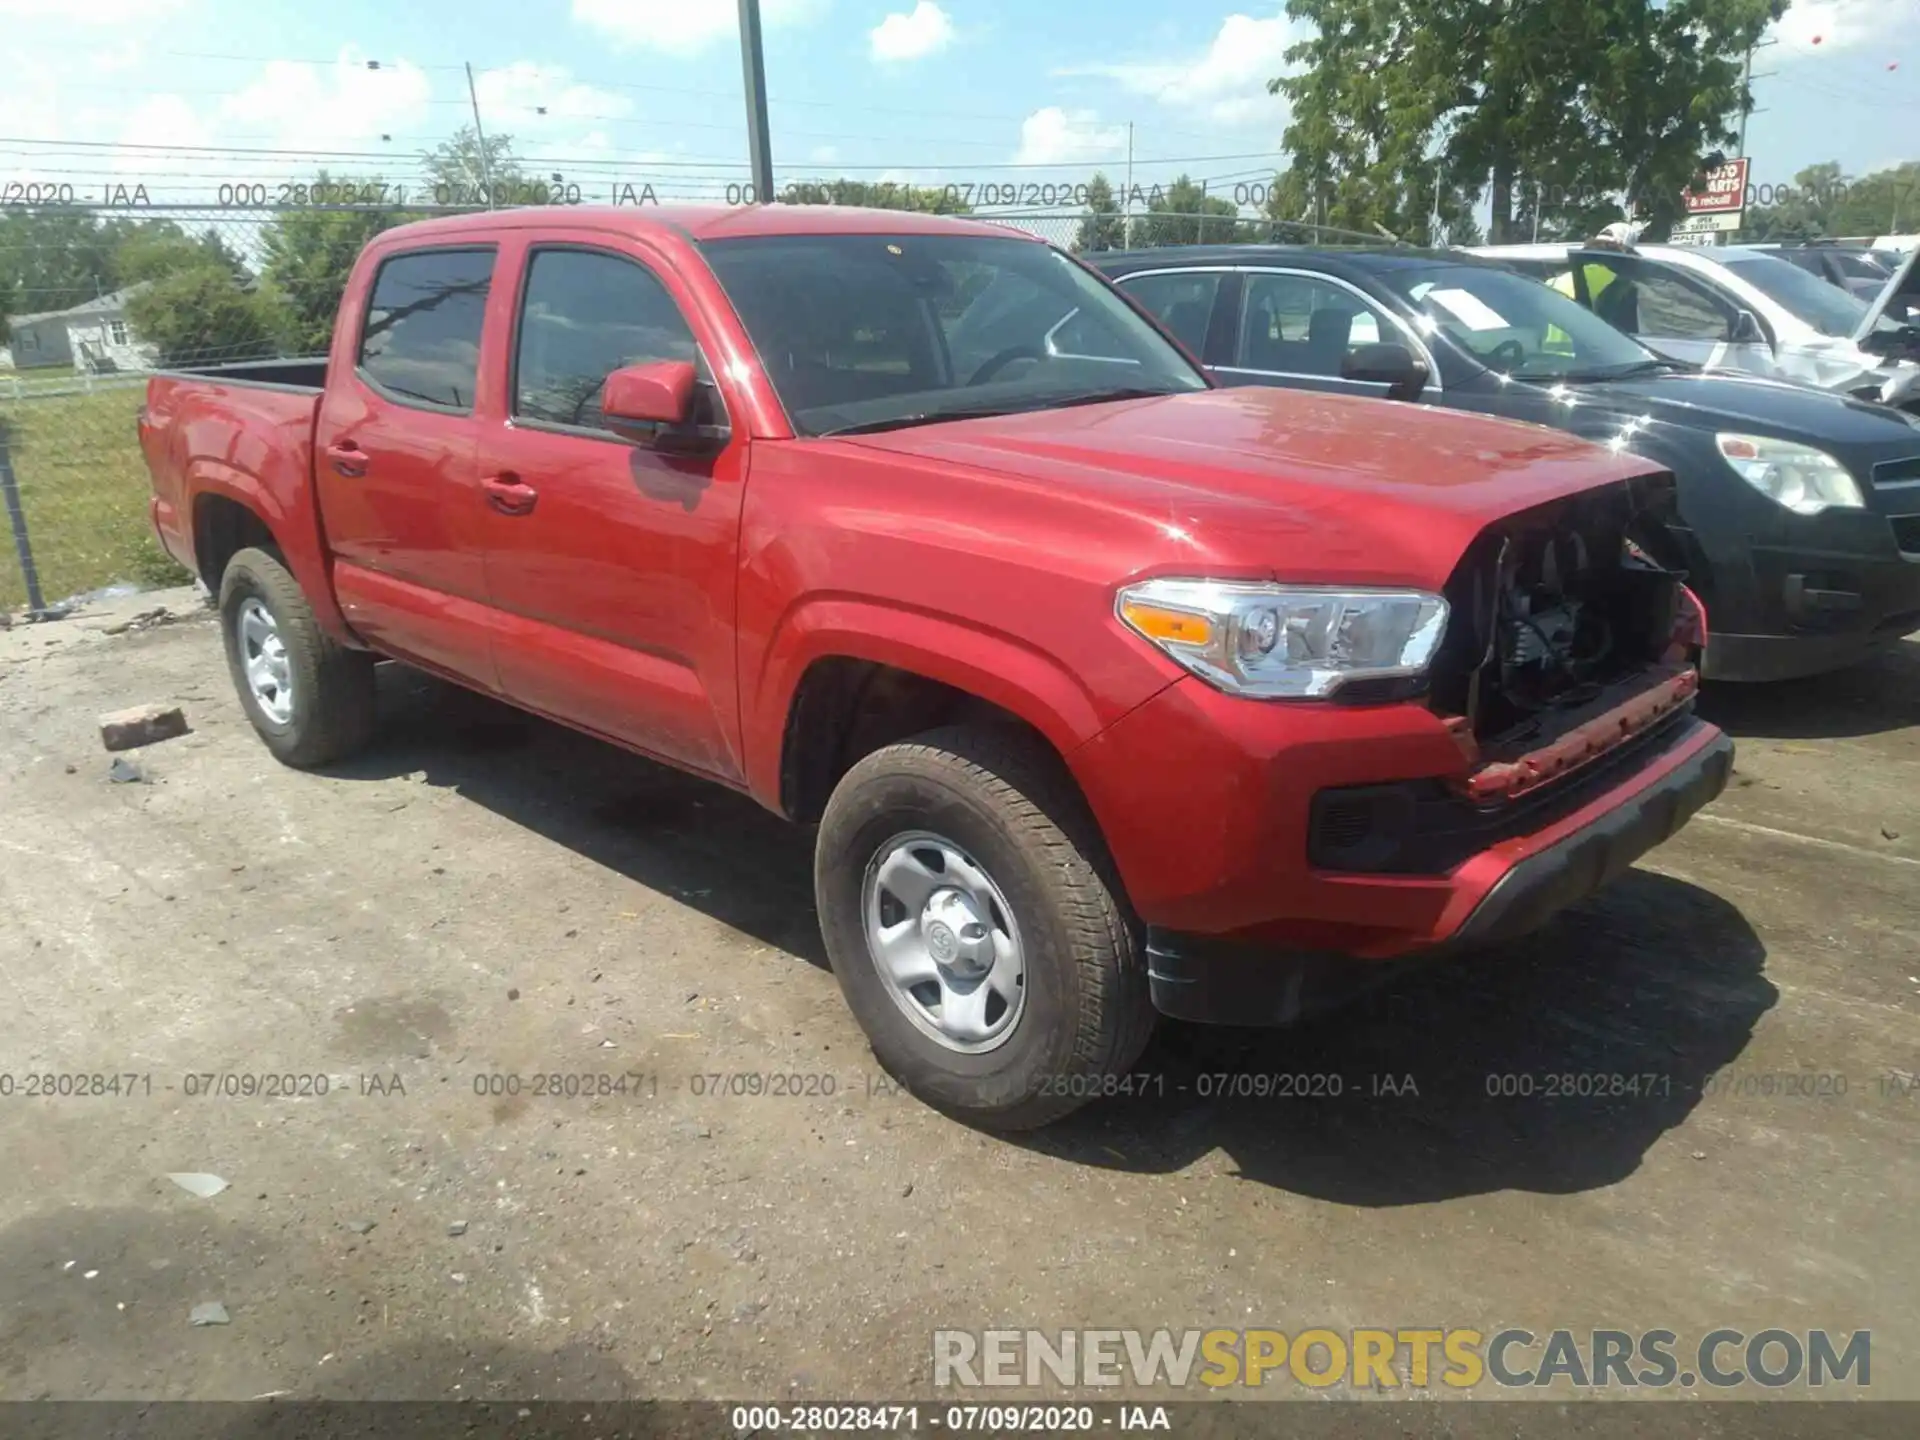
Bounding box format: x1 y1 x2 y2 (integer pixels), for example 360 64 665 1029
1 363 84 392
0 382 193 612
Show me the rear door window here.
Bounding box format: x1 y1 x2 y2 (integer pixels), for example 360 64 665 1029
358 248 496 411
1235 273 1389 376
1115 271 1224 355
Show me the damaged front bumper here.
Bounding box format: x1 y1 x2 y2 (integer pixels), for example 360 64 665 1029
1072 664 1732 1026
1140 714 1732 1027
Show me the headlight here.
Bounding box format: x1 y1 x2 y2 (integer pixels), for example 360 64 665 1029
1117 579 1449 699
1715 433 1865 516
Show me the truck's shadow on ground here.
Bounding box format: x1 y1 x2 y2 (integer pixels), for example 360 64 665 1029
1697 636 1920 740
1023 870 1773 1204
332 666 829 968
334 666 1774 1207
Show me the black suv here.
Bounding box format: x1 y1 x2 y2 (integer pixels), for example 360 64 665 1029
1092 244 1920 682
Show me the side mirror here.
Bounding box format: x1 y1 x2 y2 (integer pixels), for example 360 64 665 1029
1729 309 1767 347
1340 341 1430 401
602 360 696 434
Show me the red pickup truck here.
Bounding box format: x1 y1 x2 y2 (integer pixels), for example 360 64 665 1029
140 205 1731 1127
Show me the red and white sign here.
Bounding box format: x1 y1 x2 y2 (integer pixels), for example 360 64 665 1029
1684 158 1749 216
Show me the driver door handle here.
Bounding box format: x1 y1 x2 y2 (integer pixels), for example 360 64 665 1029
325 441 367 478
482 474 539 516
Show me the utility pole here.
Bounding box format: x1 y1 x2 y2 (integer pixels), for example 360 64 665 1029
1123 122 1134 248
738 0 775 204
1737 42 1754 156
464 62 495 208
1738 38 1776 158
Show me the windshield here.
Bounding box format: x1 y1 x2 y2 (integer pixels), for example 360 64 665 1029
1719 253 1871 338
699 233 1208 436
1371 261 1658 380
1830 250 1890 282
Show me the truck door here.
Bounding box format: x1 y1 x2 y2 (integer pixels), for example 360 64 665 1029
314 244 502 689
474 238 749 783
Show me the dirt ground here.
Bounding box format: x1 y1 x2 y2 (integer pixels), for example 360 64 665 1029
1 585 1915 1410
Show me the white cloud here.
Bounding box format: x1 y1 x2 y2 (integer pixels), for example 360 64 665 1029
220 54 435 150
1012 107 1127 166
809 144 841 164
571 0 826 57
1058 12 1301 127
1 43 670 210
1770 0 1919 52
870 2 955 62
475 62 633 129
1 48 439 206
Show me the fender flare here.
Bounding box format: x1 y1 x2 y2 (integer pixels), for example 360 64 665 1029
186 461 353 640
745 596 1114 812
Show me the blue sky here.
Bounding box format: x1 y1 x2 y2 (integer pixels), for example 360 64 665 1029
1 0 1914 218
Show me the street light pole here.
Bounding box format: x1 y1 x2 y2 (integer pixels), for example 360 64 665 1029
738 0 775 204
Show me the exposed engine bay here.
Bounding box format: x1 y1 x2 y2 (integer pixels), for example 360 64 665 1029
1430 474 1694 756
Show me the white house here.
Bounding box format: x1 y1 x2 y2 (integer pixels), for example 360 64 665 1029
3 286 157 373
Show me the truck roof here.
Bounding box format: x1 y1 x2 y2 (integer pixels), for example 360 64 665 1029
370 204 1039 246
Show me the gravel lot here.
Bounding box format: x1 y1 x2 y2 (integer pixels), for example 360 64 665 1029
1 586 1915 1409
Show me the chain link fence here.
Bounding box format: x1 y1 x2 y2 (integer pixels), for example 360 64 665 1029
0 373 169 615
1 201 1342 615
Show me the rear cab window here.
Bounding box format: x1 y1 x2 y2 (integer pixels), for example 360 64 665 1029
357 247 496 411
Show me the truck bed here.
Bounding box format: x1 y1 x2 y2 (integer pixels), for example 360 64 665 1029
158 356 330 392
139 358 328 594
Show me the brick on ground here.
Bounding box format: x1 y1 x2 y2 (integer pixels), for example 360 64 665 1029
98 703 190 752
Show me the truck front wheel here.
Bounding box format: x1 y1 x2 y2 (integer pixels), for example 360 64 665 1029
814 725 1155 1130
218 547 376 768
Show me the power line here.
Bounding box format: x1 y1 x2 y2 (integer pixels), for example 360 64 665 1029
147 49 1254 139
2 135 1279 173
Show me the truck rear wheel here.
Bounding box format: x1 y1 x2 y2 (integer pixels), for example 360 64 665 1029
814 724 1155 1130
218 546 376 768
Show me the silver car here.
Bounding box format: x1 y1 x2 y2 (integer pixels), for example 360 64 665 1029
1471 240 1920 413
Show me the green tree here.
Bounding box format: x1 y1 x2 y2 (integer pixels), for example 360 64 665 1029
1744 160 1920 241
1258 163 1481 245
126 266 281 367
116 222 247 285
1072 173 1127 252
0 211 137 332
1130 176 1242 248
780 179 972 213
259 174 420 353
1837 162 1920 236
1742 161 1846 240
1271 0 1784 244
421 126 526 205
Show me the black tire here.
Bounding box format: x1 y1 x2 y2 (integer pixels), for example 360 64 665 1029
218 546 376 768
815 724 1156 1130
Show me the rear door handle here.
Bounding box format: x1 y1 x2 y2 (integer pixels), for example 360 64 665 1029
482 474 538 516
325 441 367 478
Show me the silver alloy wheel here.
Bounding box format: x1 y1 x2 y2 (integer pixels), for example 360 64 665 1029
861 830 1027 1053
236 596 294 726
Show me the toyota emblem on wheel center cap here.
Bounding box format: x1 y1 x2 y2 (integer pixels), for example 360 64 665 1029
926 920 958 963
